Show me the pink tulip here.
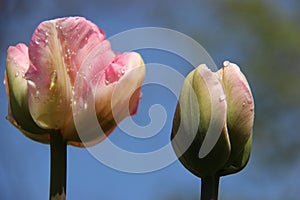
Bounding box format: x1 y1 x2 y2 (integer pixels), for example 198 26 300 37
4 17 145 147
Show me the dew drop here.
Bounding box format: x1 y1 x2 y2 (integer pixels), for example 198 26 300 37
120 65 126 75
247 97 252 104
83 102 88 110
45 32 49 36
71 87 75 95
45 39 48 44
15 72 19 77
35 40 40 45
223 60 230 67
49 70 57 90
219 95 226 102
105 80 110 85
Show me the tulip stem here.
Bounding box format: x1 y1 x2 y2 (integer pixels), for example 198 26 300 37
200 175 220 200
50 131 67 200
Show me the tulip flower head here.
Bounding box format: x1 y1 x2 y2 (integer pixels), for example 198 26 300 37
4 17 145 147
171 61 254 178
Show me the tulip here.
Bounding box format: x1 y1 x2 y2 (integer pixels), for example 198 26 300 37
4 17 145 200
171 61 254 200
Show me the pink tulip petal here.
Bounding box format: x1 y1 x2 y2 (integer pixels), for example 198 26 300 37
94 52 145 133
5 44 29 125
25 17 115 130
218 61 254 160
5 43 50 143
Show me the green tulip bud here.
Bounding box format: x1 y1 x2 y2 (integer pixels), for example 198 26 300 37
171 61 254 178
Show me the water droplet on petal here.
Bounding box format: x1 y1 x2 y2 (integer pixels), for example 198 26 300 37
247 97 252 104
219 95 226 102
35 40 40 45
105 80 110 85
15 72 19 77
120 65 126 75
49 70 57 90
223 60 230 67
83 102 88 110
45 39 48 44
242 102 246 107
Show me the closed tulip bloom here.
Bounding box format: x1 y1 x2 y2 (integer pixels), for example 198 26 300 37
4 17 145 147
171 61 254 178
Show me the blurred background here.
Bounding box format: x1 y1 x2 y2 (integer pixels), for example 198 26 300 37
0 0 300 199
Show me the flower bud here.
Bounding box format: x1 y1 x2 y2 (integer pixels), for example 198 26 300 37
4 17 145 147
171 61 254 178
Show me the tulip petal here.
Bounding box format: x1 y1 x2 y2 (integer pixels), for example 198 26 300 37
218 61 254 172
25 17 115 130
5 43 49 143
95 52 145 134
219 134 252 176
65 52 145 146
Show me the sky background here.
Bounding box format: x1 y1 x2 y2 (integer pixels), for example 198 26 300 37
1 0 300 199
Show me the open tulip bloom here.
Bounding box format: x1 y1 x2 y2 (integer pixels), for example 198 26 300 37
171 61 254 200
4 17 145 200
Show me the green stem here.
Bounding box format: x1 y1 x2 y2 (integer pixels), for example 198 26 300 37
49 131 67 200
200 175 220 200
